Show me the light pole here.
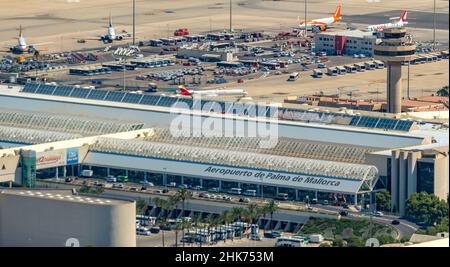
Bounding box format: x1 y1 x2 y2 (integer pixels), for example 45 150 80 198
433 0 436 50
133 0 136 45
229 0 233 32
304 0 308 34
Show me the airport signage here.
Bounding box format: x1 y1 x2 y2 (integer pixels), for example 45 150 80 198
202 166 363 193
66 148 79 165
36 150 66 169
83 153 365 193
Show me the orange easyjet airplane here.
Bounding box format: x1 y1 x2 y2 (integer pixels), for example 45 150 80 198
297 4 342 32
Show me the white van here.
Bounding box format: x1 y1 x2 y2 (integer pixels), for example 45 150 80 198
288 72 299 81
243 189 257 197
228 188 242 195
106 175 117 183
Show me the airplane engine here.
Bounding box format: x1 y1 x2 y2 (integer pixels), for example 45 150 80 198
116 36 123 40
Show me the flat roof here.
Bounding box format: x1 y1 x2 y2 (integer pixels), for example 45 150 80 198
317 30 376 39
0 189 132 205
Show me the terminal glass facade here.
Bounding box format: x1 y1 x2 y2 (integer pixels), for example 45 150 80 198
417 162 434 194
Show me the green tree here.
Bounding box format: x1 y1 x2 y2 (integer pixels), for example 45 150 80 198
158 217 168 247
219 210 233 243
154 197 175 247
332 238 346 247
264 200 279 232
172 189 193 247
375 190 391 212
346 236 364 247
436 85 449 97
405 192 448 226
231 206 245 239
136 198 147 216
377 235 396 245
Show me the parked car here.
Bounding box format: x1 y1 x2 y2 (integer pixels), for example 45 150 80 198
250 234 262 241
339 210 349 216
139 181 154 187
264 231 282 238
322 200 329 206
150 226 161 234
136 227 151 236
112 183 124 189
391 220 400 225
191 185 202 191
372 211 384 217
130 187 138 192
65 178 73 183
168 182 177 187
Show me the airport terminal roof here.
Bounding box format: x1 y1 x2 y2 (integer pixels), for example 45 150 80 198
17 83 417 132
90 137 378 181
145 128 380 164
0 125 82 144
0 109 144 137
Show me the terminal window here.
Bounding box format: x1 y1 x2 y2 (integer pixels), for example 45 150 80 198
417 162 435 194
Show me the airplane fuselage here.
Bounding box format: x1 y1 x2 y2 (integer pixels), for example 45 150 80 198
188 89 247 97
366 21 408 32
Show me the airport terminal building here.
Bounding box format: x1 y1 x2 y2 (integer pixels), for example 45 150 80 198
0 83 448 215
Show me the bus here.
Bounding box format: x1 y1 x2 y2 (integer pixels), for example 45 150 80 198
288 72 299 81
117 175 128 183
275 236 307 247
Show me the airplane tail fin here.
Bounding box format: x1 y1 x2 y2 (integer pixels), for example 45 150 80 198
19 25 22 37
333 4 342 21
109 13 113 27
178 85 192 96
400 10 408 22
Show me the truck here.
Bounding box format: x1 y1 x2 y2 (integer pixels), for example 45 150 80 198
81 169 93 178
174 28 189 36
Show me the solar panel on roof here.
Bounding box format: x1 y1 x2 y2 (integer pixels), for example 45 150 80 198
70 88 91 98
23 83 40 93
36 85 56 95
52 86 73 97
121 93 143 104
87 90 108 100
139 95 160 105
104 91 125 102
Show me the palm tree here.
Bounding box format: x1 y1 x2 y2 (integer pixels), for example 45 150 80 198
158 217 168 247
192 214 203 247
173 188 193 247
154 197 174 247
265 200 279 232
231 206 245 239
173 221 182 247
219 210 233 243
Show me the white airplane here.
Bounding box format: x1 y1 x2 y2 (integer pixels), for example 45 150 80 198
3 25 52 54
366 10 408 32
296 4 342 32
78 14 130 43
100 15 128 43
178 85 248 97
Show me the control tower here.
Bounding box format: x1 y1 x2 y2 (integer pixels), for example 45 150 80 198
374 28 416 113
